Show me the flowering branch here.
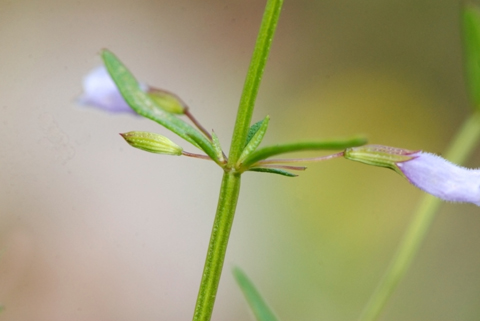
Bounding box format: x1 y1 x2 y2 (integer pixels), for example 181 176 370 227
357 111 480 321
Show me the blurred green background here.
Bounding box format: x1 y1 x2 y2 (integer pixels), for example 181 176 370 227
1 0 480 320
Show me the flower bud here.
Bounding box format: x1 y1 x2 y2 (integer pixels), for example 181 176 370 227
147 88 186 115
120 131 183 156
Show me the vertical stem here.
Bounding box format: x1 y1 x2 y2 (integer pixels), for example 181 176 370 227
358 111 480 321
193 172 241 321
228 0 284 165
192 1 284 320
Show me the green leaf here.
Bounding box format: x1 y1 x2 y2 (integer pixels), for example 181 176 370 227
242 136 367 167
246 119 266 147
187 133 221 165
238 115 270 164
233 267 279 321
101 50 213 153
462 4 480 109
211 131 225 163
248 167 297 177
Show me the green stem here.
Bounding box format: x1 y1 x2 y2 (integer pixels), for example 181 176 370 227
228 0 284 165
358 111 480 321
192 1 284 320
193 172 241 321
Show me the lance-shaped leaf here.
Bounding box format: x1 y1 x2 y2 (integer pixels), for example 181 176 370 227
245 119 266 147
463 4 480 109
237 116 270 165
233 267 279 321
101 50 214 153
187 132 222 165
211 130 225 163
248 167 297 177
242 136 367 168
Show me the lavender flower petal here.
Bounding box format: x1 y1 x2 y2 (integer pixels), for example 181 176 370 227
397 152 480 206
78 66 145 114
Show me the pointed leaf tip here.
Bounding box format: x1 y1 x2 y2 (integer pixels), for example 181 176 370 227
248 167 297 177
238 115 270 165
233 267 279 321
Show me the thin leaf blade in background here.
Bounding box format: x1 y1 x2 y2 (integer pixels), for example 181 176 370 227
462 4 480 109
233 267 279 321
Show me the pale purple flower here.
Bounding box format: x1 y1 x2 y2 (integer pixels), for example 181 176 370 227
78 66 146 114
397 152 480 206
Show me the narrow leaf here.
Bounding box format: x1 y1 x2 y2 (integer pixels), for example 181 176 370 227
238 116 270 164
187 133 221 165
248 167 297 177
463 4 480 109
243 136 367 167
101 50 212 152
233 267 280 321
211 130 225 162
246 119 266 147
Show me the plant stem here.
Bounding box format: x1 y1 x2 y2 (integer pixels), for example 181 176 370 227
228 0 284 165
192 1 284 320
193 172 241 321
358 111 480 321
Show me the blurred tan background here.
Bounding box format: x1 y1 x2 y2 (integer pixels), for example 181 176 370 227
1 0 480 320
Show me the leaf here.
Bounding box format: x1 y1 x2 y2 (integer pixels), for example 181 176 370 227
101 50 214 153
242 136 367 167
238 115 270 164
462 4 480 109
245 119 266 147
211 130 225 163
187 133 221 165
248 167 297 177
233 267 280 321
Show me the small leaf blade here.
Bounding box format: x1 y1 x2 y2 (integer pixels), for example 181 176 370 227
233 267 280 321
211 130 225 163
243 136 367 167
463 4 480 109
245 119 266 147
186 133 221 165
248 167 297 177
101 50 213 152
238 115 270 164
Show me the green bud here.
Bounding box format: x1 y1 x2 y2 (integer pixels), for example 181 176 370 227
344 144 419 174
120 131 183 155
147 88 186 114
